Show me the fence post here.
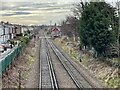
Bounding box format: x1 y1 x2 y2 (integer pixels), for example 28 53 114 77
18 69 21 89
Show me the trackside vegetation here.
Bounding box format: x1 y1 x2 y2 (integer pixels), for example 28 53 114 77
78 2 118 57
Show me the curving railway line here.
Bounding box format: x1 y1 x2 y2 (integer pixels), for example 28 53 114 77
39 31 103 89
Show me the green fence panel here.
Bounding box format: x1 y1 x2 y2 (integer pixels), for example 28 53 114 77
5 56 9 69
0 60 2 77
2 58 5 73
0 61 2 75
0 45 24 73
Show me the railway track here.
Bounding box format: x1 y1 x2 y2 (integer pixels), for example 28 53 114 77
45 36 94 88
39 38 58 89
39 31 100 89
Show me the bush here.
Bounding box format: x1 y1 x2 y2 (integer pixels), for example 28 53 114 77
9 40 17 46
20 36 29 46
78 2 117 57
107 77 120 88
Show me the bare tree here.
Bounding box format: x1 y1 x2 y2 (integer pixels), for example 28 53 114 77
72 0 88 18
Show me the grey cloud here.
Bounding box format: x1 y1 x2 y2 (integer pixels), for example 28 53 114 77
2 12 31 16
1 5 12 10
1 2 73 15
1 1 75 25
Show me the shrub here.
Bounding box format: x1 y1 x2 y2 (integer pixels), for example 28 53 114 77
20 36 29 46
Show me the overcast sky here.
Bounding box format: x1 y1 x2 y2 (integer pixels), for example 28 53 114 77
0 0 119 25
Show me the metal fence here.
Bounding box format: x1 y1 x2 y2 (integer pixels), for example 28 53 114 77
0 34 34 77
0 45 23 75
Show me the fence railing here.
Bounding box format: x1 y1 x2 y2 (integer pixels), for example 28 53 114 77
0 45 23 75
0 34 35 77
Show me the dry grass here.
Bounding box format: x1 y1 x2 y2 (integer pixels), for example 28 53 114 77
53 37 120 88
2 38 37 88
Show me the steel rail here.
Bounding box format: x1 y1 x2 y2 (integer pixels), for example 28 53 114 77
45 38 59 90
39 38 58 90
46 38 95 89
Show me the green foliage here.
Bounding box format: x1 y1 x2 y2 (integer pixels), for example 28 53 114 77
24 30 31 36
79 2 117 56
107 77 120 88
9 40 17 46
20 36 29 46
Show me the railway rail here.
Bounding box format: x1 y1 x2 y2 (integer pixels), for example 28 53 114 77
39 32 100 89
39 38 58 89
45 35 95 88
44 32 100 88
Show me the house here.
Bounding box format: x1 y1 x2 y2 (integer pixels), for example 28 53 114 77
10 25 15 39
21 26 34 36
21 26 28 34
0 22 11 44
16 25 22 35
10 24 23 39
0 23 4 44
0 21 35 41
